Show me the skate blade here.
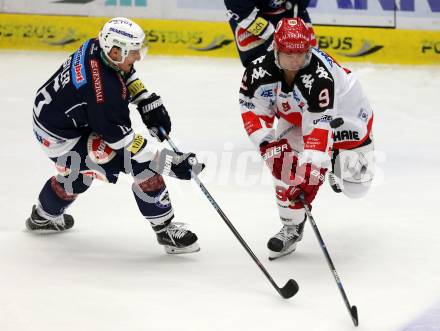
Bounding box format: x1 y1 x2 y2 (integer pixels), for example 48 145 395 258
164 243 200 255
269 243 297 261
25 227 68 234
25 219 66 234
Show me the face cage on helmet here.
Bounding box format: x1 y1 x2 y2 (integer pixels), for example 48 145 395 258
274 48 312 71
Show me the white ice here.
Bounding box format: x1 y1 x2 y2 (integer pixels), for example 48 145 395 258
0 51 439 331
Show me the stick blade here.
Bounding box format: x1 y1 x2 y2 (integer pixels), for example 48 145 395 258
279 279 299 299
351 305 359 326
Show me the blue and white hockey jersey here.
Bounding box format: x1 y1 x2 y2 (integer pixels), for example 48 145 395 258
32 38 153 161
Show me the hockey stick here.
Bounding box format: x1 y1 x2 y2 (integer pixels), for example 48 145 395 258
300 196 359 326
159 127 299 299
293 3 298 18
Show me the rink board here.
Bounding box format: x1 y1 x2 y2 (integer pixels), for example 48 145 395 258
0 13 439 64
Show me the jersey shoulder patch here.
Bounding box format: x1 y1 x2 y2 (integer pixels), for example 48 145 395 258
240 52 281 97
295 53 335 113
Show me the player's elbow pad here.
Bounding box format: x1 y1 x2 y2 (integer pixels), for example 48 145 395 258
127 78 149 105
126 133 159 163
246 17 274 40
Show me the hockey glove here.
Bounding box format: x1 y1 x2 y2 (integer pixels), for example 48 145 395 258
260 139 296 182
260 140 326 205
137 93 171 142
288 163 327 207
151 148 205 180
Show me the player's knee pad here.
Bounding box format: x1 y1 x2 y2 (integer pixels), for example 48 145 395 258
50 176 78 201
56 162 110 184
136 173 166 192
133 173 168 209
38 175 87 216
56 173 91 195
332 140 375 199
132 173 173 225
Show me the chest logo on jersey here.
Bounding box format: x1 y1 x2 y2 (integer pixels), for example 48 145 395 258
90 59 104 104
261 89 274 98
71 40 90 89
291 90 305 110
334 130 360 142
251 67 272 84
313 115 333 125
281 102 291 111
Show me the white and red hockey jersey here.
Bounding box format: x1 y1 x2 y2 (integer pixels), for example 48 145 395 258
239 48 374 168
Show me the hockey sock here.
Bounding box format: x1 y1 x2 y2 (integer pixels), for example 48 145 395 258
132 173 174 227
38 175 90 217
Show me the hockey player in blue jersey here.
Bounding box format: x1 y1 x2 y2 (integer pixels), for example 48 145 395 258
224 0 315 67
27 17 205 254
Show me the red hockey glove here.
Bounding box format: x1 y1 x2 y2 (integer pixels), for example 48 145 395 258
288 163 327 206
260 139 297 182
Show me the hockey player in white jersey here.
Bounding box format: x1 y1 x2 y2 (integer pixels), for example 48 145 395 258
239 18 375 259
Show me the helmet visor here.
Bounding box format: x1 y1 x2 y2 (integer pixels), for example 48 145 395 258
119 37 148 62
127 39 148 61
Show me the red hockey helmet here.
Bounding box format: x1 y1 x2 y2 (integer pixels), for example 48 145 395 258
273 17 312 54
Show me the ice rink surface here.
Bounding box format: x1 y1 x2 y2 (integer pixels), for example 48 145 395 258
0 51 439 331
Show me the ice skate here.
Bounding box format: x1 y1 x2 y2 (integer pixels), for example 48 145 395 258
25 205 74 232
268 222 305 260
155 222 200 254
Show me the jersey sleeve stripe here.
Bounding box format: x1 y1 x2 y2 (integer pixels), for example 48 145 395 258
106 130 135 150
32 114 67 140
237 7 259 29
